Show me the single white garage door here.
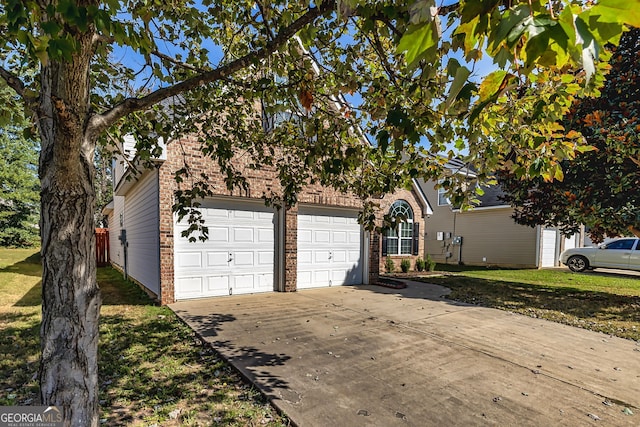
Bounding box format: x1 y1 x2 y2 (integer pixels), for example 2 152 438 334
541 228 557 267
174 199 275 299
297 207 363 289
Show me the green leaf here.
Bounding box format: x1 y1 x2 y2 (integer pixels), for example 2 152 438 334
478 70 508 102
491 5 531 50
460 0 501 24
525 32 550 66
397 21 438 67
445 65 471 109
590 0 640 27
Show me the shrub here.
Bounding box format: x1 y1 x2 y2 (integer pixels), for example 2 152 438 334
400 259 411 273
415 258 425 272
426 254 436 272
385 257 395 273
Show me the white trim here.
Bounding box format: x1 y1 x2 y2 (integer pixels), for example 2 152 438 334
411 179 433 216
535 225 541 268
277 207 286 292
363 231 370 285
452 204 512 213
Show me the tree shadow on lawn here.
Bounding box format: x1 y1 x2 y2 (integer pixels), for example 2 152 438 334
14 266 151 307
1 252 42 277
0 311 41 405
413 276 640 340
99 312 289 425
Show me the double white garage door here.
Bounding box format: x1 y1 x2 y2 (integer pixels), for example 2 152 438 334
174 200 363 299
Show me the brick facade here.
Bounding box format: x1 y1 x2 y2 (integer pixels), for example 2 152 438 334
377 188 426 273
153 136 424 304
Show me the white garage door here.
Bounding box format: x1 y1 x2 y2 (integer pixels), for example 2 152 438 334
297 207 363 289
174 200 275 299
541 228 557 267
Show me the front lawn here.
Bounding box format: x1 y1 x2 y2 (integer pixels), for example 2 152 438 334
0 248 287 426
414 265 640 341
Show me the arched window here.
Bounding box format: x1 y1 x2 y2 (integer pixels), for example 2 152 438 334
383 200 417 256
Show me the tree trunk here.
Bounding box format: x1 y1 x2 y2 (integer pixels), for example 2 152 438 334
630 225 640 238
37 32 101 427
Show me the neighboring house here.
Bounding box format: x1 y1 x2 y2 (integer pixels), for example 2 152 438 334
417 176 584 268
103 123 431 305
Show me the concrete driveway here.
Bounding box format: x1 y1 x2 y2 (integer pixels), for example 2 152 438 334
171 281 640 426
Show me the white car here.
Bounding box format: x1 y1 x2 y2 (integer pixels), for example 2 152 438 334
559 238 640 272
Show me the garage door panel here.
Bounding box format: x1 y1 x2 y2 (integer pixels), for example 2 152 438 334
233 228 254 242
177 252 202 268
298 250 312 264
232 274 254 291
349 232 360 243
233 251 254 266
206 276 229 295
206 208 229 219
175 200 275 299
334 231 347 243
313 270 330 286
333 250 347 262
233 210 254 219
315 250 331 263
257 228 274 242
259 273 274 288
314 230 330 243
298 271 312 287
209 227 229 242
176 277 203 297
298 229 312 243
258 251 274 265
206 252 228 267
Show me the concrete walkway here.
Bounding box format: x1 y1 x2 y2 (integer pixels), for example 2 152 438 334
171 281 640 426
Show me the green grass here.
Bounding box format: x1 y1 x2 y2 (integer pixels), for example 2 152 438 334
414 264 640 341
0 248 287 426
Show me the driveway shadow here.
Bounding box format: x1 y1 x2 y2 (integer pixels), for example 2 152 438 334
171 309 291 395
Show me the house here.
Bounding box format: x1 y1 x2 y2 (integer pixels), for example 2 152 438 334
103 123 431 305
417 176 584 268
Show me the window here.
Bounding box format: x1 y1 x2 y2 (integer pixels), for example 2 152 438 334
437 181 450 206
605 239 636 250
384 200 415 255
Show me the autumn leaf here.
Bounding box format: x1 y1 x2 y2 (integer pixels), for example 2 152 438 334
299 88 313 111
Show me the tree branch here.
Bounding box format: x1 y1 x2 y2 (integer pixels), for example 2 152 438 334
0 65 27 99
87 0 336 138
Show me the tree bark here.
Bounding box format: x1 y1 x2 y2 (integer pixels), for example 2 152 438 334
630 225 640 238
37 30 101 427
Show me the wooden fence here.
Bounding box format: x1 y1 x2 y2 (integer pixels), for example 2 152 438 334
96 228 110 267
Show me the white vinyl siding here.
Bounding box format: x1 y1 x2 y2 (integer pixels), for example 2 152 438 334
123 170 160 294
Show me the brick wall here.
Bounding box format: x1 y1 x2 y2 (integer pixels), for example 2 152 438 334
376 188 426 274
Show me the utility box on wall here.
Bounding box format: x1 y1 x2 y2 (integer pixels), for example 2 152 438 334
452 236 463 245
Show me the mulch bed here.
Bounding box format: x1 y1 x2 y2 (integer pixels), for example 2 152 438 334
374 277 407 289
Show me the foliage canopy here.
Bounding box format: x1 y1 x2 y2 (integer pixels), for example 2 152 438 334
499 28 640 241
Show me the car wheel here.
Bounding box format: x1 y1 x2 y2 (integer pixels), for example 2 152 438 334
567 255 589 272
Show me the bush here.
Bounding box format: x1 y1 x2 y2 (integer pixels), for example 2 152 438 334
426 254 436 272
385 257 395 273
415 258 425 272
400 259 411 273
